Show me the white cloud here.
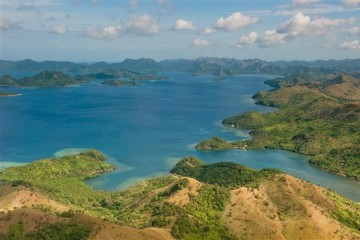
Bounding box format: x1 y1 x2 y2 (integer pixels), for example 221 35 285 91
292 0 321 7
342 0 360 8
278 12 310 37
52 25 67 34
278 12 349 37
0 16 18 31
215 12 258 32
126 15 160 34
201 27 217 35
173 19 197 31
261 29 287 47
340 40 360 49
348 26 360 35
83 25 122 39
192 38 211 47
238 32 258 47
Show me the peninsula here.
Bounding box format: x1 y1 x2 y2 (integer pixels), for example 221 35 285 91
0 150 359 239
196 72 360 180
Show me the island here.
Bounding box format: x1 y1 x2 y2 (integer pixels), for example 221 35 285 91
0 91 21 97
0 71 90 87
0 68 169 88
0 150 359 239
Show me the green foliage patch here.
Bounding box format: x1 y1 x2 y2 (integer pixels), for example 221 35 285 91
0 221 90 240
171 157 281 188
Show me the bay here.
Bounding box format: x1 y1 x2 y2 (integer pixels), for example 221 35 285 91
0 72 359 201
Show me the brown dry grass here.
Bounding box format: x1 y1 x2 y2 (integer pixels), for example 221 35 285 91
167 177 203 206
0 185 68 212
223 174 360 240
0 207 174 240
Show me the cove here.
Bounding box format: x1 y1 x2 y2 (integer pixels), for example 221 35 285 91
0 72 359 201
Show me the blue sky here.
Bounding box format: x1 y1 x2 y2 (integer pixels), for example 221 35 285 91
1 0 360 61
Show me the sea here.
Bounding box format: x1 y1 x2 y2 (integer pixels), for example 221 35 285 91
0 71 359 201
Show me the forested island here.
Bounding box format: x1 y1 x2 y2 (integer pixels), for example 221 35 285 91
0 150 359 239
0 68 168 88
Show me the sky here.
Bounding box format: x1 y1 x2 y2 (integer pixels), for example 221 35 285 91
0 0 360 62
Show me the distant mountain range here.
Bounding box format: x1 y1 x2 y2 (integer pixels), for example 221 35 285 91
1 58 359 77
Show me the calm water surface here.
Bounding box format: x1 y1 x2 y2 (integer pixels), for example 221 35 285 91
0 72 359 201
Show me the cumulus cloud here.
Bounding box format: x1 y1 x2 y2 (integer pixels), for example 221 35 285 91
173 19 197 30
0 16 18 31
215 12 258 32
342 0 360 8
192 38 211 47
52 25 67 34
83 25 122 39
259 29 287 47
348 26 360 36
292 0 321 7
278 12 349 38
201 27 217 35
126 14 160 34
340 40 360 49
237 32 258 47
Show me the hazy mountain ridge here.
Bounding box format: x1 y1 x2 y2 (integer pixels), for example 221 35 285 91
1 58 359 77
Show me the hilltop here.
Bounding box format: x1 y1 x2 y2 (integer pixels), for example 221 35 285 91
0 151 359 239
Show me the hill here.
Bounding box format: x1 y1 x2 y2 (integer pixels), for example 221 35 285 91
0 71 89 87
0 151 359 239
196 73 360 180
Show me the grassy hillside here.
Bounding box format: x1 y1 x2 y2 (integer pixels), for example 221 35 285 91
1 152 360 239
196 78 360 180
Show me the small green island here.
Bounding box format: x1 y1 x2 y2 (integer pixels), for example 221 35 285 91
0 91 21 97
0 150 359 239
196 73 360 180
0 68 168 88
0 71 89 87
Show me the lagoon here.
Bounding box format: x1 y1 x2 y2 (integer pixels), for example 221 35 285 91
0 72 359 201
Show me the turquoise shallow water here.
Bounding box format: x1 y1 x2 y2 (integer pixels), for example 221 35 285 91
0 72 359 201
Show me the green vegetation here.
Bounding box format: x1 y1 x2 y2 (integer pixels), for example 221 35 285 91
0 91 20 97
171 157 281 188
0 71 89 87
195 137 243 150
0 150 119 218
0 152 359 239
328 191 360 232
196 75 360 180
0 222 90 240
86 69 168 81
171 186 235 240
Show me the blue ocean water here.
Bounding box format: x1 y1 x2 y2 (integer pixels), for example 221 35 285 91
0 72 359 201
